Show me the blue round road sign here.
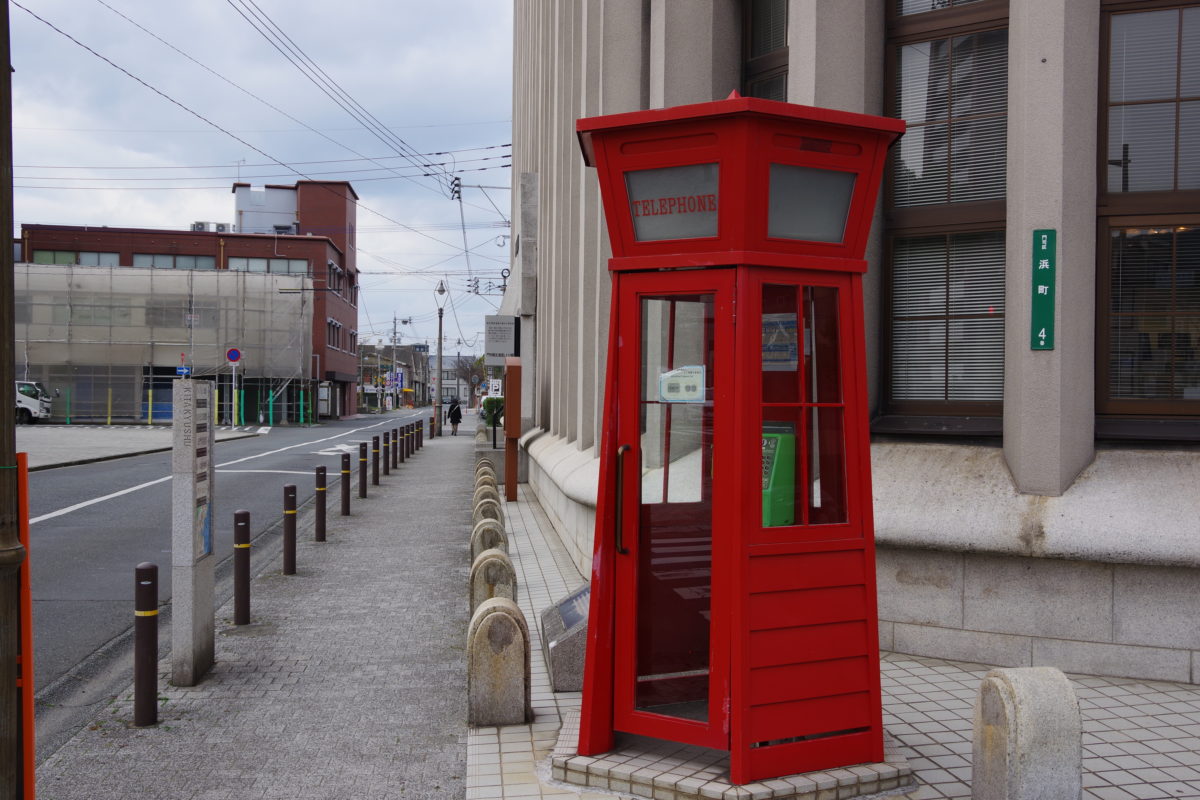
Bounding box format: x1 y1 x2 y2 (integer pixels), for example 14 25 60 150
227 348 241 363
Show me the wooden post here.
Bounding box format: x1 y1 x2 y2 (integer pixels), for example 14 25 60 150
503 358 521 503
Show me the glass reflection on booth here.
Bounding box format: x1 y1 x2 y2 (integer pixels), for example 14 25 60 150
761 284 847 529
635 294 715 722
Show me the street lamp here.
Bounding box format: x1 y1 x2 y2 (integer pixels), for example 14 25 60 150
434 280 447 436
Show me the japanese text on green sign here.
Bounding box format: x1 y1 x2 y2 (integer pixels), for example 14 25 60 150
1030 229 1056 350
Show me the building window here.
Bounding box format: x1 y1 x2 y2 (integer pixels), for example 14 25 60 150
32 250 119 266
1098 5 1200 424
133 253 215 270
895 0 986 16
742 0 788 101
1105 6 1199 194
881 0 1008 427
889 231 1006 406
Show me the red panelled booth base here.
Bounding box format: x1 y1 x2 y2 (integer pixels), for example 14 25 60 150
576 94 904 785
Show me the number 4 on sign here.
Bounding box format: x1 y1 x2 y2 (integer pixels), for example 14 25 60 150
1038 328 1047 345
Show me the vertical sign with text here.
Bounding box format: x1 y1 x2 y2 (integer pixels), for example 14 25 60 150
1030 229 1057 350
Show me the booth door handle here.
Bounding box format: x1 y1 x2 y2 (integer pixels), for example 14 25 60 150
615 444 631 555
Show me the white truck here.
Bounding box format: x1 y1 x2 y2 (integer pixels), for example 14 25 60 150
15 381 53 424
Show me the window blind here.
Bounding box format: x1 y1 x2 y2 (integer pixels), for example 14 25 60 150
890 231 1005 402
892 29 1008 207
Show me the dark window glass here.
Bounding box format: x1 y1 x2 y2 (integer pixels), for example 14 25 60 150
1106 7 1200 193
889 232 1005 404
1106 226 1200 404
892 30 1008 207
743 0 787 100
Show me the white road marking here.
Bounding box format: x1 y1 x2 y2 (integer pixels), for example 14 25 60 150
30 418 405 524
30 476 172 524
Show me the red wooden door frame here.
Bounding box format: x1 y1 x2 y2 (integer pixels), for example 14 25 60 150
610 268 736 750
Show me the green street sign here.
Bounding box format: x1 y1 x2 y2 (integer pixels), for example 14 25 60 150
1030 229 1056 350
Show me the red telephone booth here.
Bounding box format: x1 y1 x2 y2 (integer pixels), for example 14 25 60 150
576 95 904 785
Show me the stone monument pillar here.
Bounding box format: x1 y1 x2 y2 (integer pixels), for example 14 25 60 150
171 379 215 686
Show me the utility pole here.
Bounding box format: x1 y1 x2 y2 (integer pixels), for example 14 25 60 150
0 4 28 792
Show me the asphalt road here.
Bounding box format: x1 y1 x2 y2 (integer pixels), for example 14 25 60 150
26 411 430 696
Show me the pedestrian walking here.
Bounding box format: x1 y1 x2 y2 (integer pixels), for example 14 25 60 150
448 398 463 435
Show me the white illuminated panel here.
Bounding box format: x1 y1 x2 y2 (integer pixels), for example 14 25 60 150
768 164 856 243
625 163 719 241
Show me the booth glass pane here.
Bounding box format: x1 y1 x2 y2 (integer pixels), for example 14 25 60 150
806 286 842 404
767 164 855 243
635 294 714 721
625 164 719 242
808 406 847 525
762 285 800 404
761 407 847 528
761 284 847 529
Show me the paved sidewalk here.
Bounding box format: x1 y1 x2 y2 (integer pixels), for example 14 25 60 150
470 487 1200 800
16 423 262 469
29 423 1200 799
35 424 475 799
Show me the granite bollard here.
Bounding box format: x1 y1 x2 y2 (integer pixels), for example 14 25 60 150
470 547 517 611
472 497 504 528
470 518 509 559
973 666 1081 800
472 484 502 508
475 470 499 491
467 597 532 726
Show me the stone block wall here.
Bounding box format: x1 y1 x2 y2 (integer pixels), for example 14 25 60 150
876 546 1199 685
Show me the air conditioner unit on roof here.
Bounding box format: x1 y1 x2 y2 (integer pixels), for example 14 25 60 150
191 222 209 232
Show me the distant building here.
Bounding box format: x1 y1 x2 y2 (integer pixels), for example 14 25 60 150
16 180 360 421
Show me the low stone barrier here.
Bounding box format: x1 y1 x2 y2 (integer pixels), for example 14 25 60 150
473 484 501 508
471 518 508 559
972 666 1081 800
472 497 504 528
467 598 532 726
470 547 517 611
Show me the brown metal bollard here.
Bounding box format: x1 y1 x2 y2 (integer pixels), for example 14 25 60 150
315 466 327 542
340 453 351 516
134 562 158 727
358 442 368 498
371 435 380 486
382 433 390 476
234 510 251 625
417 421 423 450
429 415 435 439
399 426 407 464
283 484 297 575
391 428 399 469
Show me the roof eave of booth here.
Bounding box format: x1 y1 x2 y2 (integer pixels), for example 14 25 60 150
577 96 906 166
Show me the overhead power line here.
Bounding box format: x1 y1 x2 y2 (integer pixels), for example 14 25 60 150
224 0 454 196
92 0 463 197
12 0 473 252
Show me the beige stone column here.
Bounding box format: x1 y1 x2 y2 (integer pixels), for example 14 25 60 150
787 0 887 414
649 0 740 108
1003 0 1099 495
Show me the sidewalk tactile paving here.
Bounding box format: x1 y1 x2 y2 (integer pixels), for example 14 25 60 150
468 484 1200 800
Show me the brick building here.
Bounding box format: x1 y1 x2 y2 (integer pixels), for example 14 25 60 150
17 180 361 421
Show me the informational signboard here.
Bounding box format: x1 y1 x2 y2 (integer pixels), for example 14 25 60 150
658 365 705 403
172 379 215 685
485 315 520 366
1030 229 1057 350
489 378 503 397
762 313 799 371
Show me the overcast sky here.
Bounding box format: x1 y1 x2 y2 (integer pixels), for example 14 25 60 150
10 0 514 354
